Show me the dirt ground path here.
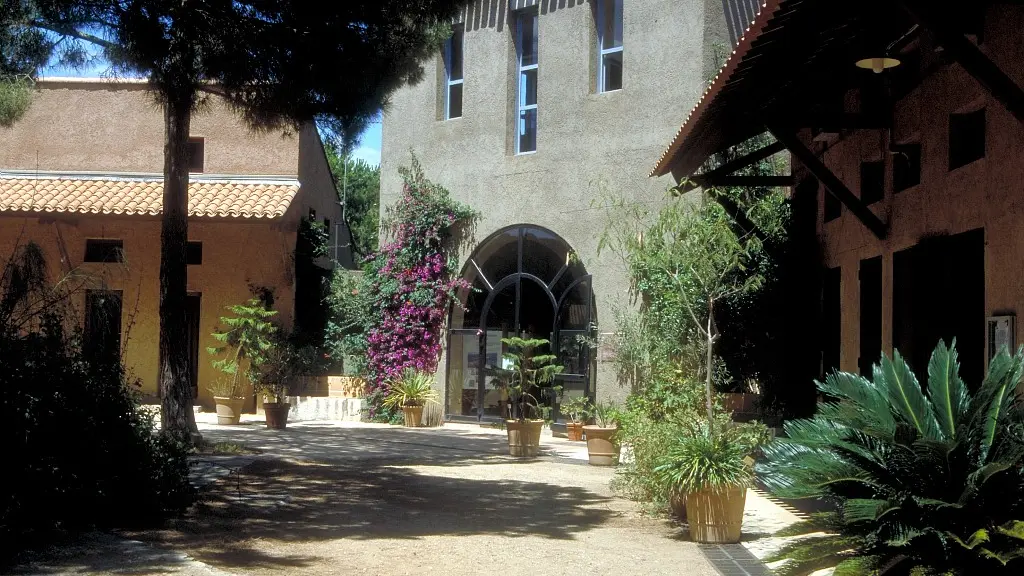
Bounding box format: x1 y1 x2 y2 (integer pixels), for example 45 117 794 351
13 422 724 575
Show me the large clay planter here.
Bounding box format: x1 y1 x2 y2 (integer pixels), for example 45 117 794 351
402 405 424 427
264 402 290 430
582 425 620 466
669 490 687 521
506 420 544 457
214 396 244 425
685 485 747 543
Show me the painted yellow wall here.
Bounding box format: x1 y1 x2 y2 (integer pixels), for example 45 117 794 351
807 5 1024 374
0 214 297 410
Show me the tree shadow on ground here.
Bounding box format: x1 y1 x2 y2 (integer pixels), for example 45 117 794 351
128 457 613 570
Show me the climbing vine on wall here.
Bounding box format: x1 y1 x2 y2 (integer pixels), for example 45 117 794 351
361 157 478 421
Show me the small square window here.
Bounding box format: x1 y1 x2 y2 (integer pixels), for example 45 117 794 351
860 161 884 205
949 108 985 170
84 239 124 263
186 242 202 265
186 137 204 173
892 144 921 193
824 189 841 223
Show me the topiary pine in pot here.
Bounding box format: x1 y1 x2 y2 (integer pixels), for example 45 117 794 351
208 299 279 427
759 340 1024 576
560 395 592 441
496 337 564 457
382 369 439 427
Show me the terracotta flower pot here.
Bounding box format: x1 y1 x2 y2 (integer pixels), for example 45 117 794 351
402 405 424 427
264 402 290 430
685 485 747 543
506 420 544 457
214 396 244 425
582 425 620 466
566 421 584 441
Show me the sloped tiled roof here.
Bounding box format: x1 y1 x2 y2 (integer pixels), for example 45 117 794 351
0 173 299 219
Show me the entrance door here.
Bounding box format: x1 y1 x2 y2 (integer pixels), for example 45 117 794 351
858 257 882 377
185 293 201 398
446 226 595 422
85 290 123 365
894 229 984 384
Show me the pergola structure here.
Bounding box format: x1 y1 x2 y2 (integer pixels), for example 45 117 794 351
652 0 1024 241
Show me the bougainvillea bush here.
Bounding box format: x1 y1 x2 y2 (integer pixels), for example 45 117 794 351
361 158 477 421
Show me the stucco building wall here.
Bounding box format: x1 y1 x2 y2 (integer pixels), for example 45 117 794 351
381 0 727 407
0 216 295 409
809 5 1024 375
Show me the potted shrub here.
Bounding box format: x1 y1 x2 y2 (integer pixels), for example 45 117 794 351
583 401 621 465
560 395 591 441
382 369 438 427
496 337 563 457
208 378 245 425
655 423 752 543
208 299 280 427
255 339 298 430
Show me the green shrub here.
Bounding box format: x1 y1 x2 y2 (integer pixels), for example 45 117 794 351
760 340 1024 575
0 244 192 560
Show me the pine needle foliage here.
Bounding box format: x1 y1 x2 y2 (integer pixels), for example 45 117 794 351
207 299 278 393
496 337 564 422
759 340 1024 575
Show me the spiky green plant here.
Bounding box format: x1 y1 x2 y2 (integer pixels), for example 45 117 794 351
655 421 753 495
382 369 439 409
759 340 1024 575
497 337 564 422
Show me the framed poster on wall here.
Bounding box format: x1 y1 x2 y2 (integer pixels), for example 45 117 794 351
988 315 1015 361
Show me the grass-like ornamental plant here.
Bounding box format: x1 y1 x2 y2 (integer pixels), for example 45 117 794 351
759 340 1024 576
654 422 753 495
382 369 439 409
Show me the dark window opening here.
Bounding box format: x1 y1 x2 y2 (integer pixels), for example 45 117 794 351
824 188 841 223
892 143 921 193
860 161 884 205
187 241 202 265
308 208 316 220
84 239 124 263
949 108 985 170
186 137 205 173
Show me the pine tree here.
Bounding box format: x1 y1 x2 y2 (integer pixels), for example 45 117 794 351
2 0 467 443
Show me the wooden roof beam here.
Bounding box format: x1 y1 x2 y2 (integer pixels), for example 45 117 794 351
768 124 888 240
900 0 1024 125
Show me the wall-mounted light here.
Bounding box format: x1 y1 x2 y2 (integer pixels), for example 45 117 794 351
855 56 901 74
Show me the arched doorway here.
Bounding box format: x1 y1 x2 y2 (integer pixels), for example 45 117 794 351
447 225 594 421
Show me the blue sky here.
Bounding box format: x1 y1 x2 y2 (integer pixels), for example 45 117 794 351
47 57 383 166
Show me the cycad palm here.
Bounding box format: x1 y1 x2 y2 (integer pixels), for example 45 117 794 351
760 341 1024 575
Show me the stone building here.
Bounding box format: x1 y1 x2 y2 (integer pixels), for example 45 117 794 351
0 78 351 409
654 0 1024 399
380 0 739 422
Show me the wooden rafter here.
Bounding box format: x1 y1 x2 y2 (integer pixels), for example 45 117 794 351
768 124 888 240
900 0 1024 125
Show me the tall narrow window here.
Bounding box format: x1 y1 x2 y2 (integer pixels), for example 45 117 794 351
444 26 464 119
892 143 921 193
516 11 538 154
860 160 884 205
949 108 985 170
597 0 623 92
186 137 204 173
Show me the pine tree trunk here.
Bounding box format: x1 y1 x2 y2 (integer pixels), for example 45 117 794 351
159 92 200 445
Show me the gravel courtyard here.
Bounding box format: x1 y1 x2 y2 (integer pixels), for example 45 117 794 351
12 419 796 575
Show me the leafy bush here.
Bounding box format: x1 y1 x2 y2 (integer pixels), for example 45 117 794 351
760 341 1024 575
382 368 439 409
1 243 192 559
654 421 753 495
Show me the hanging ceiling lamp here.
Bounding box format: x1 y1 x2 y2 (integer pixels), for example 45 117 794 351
856 56 901 74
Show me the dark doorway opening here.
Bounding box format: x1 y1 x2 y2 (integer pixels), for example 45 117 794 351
859 256 882 377
85 290 122 366
822 266 842 378
894 229 985 385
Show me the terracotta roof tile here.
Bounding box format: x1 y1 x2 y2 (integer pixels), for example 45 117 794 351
0 175 298 219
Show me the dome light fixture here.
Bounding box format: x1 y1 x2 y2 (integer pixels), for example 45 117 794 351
856 56 901 74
